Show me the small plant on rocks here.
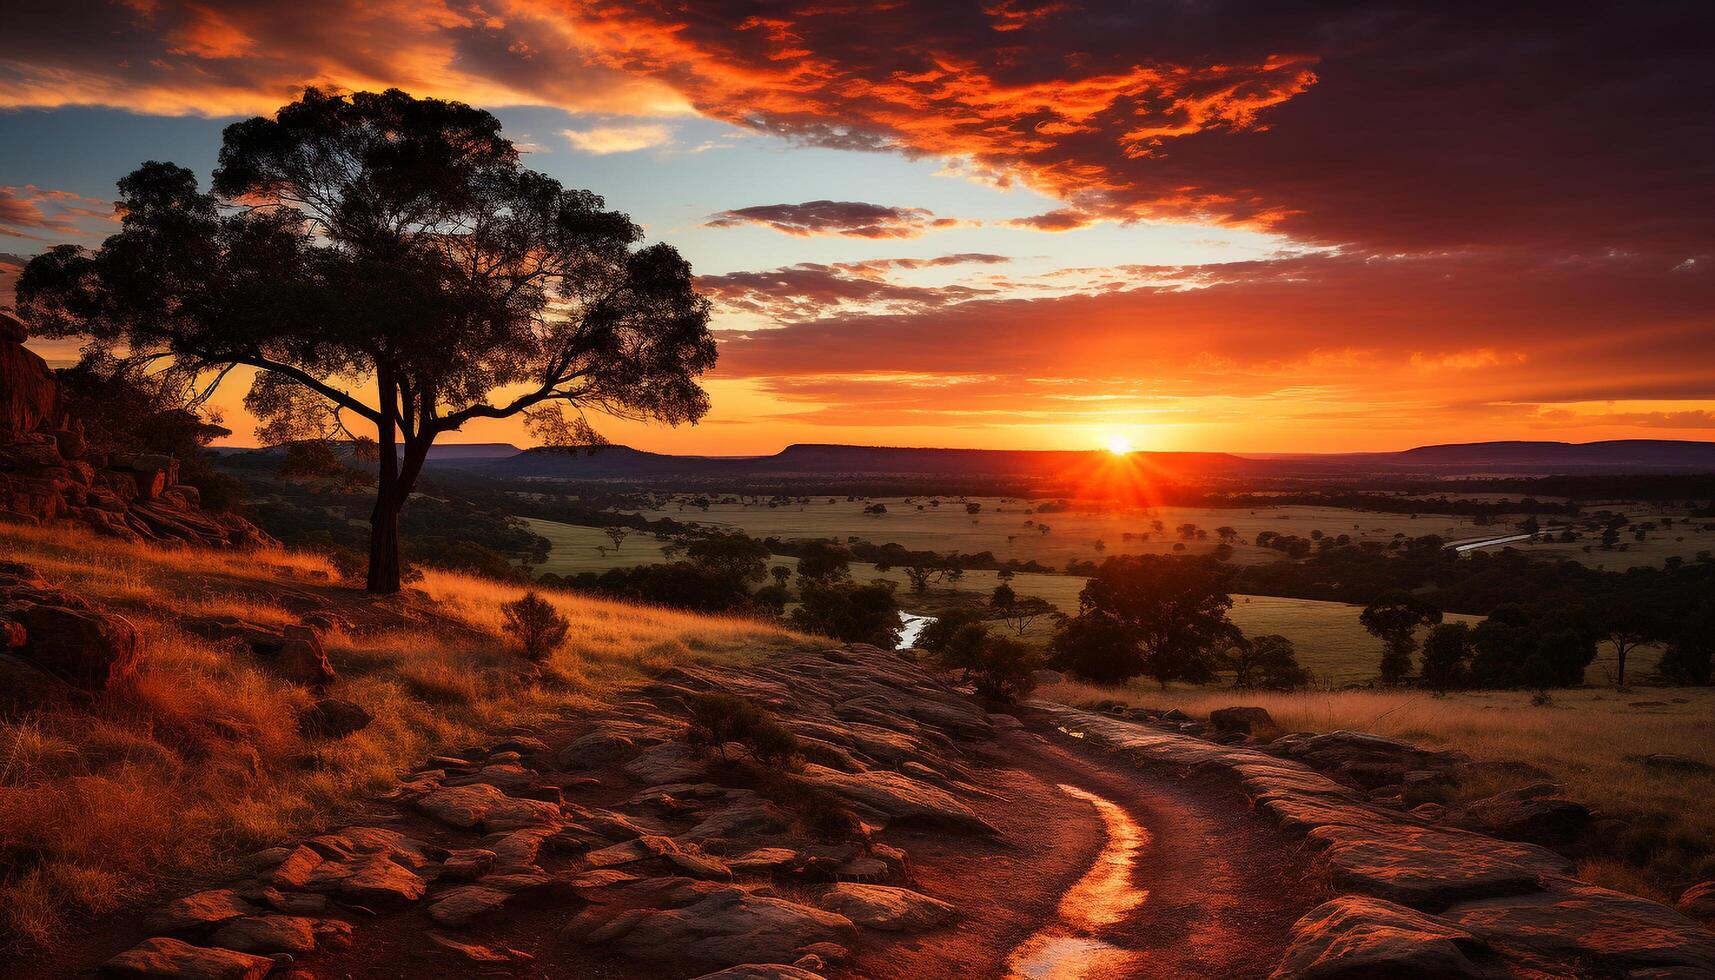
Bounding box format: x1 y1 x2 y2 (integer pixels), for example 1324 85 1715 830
685 692 802 768
500 591 570 661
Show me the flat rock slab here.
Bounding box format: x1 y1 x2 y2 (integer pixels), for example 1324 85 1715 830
693 967 827 980
1445 884 1715 976
415 782 560 831
797 764 995 834
622 742 708 785
1310 824 1571 908
206 913 318 954
583 889 859 970
144 889 257 933
1272 895 1493 980
102 937 274 979
427 885 512 928
816 883 956 931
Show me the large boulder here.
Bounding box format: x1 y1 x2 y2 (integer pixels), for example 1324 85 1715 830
272 625 336 688
18 604 140 690
1 314 61 437
796 764 996 834
1675 880 1715 923
1444 883 1715 976
1210 706 1277 735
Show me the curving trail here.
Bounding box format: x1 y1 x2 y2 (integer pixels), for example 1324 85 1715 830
843 718 1318 980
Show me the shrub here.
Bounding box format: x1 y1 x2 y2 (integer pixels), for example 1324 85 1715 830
500 591 570 661
970 635 1042 702
684 692 801 768
790 581 901 647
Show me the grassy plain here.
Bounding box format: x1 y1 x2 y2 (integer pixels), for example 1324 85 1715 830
1043 680 1715 899
0 522 800 953
630 495 1715 572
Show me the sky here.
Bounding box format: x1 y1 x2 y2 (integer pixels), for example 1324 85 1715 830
2 0 1712 455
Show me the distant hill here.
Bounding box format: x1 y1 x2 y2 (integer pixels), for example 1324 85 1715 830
479 442 1269 483
478 438 1715 484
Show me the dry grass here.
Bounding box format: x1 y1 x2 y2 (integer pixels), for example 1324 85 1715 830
1043 678 1715 900
0 522 801 954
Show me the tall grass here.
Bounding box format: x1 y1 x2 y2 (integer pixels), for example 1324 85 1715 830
0 523 802 954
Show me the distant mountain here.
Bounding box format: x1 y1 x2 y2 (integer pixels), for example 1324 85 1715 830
479 438 1715 483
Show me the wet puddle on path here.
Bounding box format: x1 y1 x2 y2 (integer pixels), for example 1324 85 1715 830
1004 783 1151 979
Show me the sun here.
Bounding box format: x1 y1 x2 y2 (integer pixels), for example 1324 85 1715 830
1106 434 1134 455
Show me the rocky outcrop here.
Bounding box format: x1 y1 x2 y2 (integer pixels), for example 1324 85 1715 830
1031 702 1715 980
109 644 975 976
0 311 273 549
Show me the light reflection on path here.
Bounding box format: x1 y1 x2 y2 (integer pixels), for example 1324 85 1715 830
1005 783 1151 979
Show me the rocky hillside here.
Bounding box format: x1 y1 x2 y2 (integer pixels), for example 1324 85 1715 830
0 311 271 549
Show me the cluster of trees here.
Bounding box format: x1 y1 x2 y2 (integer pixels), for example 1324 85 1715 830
1042 555 1310 690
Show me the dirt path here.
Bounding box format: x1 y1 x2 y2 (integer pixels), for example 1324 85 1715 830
841 716 1319 979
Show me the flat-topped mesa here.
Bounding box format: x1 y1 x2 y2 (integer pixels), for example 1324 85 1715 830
0 311 274 549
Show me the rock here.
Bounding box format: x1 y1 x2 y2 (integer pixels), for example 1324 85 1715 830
267 846 323 890
1458 788 1589 843
586 835 682 868
491 734 551 755
145 889 259 933
816 883 956 931
1030 669 1063 686
668 851 735 880
1676 880 1715 921
622 742 707 784
2 321 61 437
796 764 996 833
102 937 275 979
207 915 319 954
272 626 335 688
1210 706 1276 735
693 967 827 980
438 848 497 882
20 604 139 689
426 932 533 964
1445 884 1715 976
1311 823 1571 907
427 886 511 928
297 698 371 739
1641 753 1714 775
587 889 860 971
414 782 560 831
1271 895 1492 979
304 853 427 909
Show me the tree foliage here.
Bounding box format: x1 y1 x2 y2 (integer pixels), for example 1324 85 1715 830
1049 556 1235 687
19 88 714 593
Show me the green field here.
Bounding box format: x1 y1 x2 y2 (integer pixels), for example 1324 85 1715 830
631 495 1715 572
525 503 1670 687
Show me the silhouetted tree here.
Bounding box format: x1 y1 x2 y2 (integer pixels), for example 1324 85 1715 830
1419 622 1474 693
795 540 853 585
1222 633 1309 690
1360 592 1443 685
1050 556 1234 688
19 88 714 593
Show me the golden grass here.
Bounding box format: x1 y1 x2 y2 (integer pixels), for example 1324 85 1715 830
0 522 801 954
1043 678 1715 899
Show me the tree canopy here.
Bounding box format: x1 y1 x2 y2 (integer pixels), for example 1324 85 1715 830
1050 555 1236 687
18 88 715 592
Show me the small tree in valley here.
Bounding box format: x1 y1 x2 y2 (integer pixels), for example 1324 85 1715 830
501 591 570 662
1360 592 1443 685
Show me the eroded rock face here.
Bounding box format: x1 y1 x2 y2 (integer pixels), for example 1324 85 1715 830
1210 706 1276 735
1445 884 1715 975
796 764 996 834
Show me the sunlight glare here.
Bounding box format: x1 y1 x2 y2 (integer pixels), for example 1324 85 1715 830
1106 434 1134 455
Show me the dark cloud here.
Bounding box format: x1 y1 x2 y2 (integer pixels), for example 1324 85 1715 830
705 200 964 238
0 185 112 240
699 259 1000 321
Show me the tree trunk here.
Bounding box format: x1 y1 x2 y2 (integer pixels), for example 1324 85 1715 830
367 366 403 594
